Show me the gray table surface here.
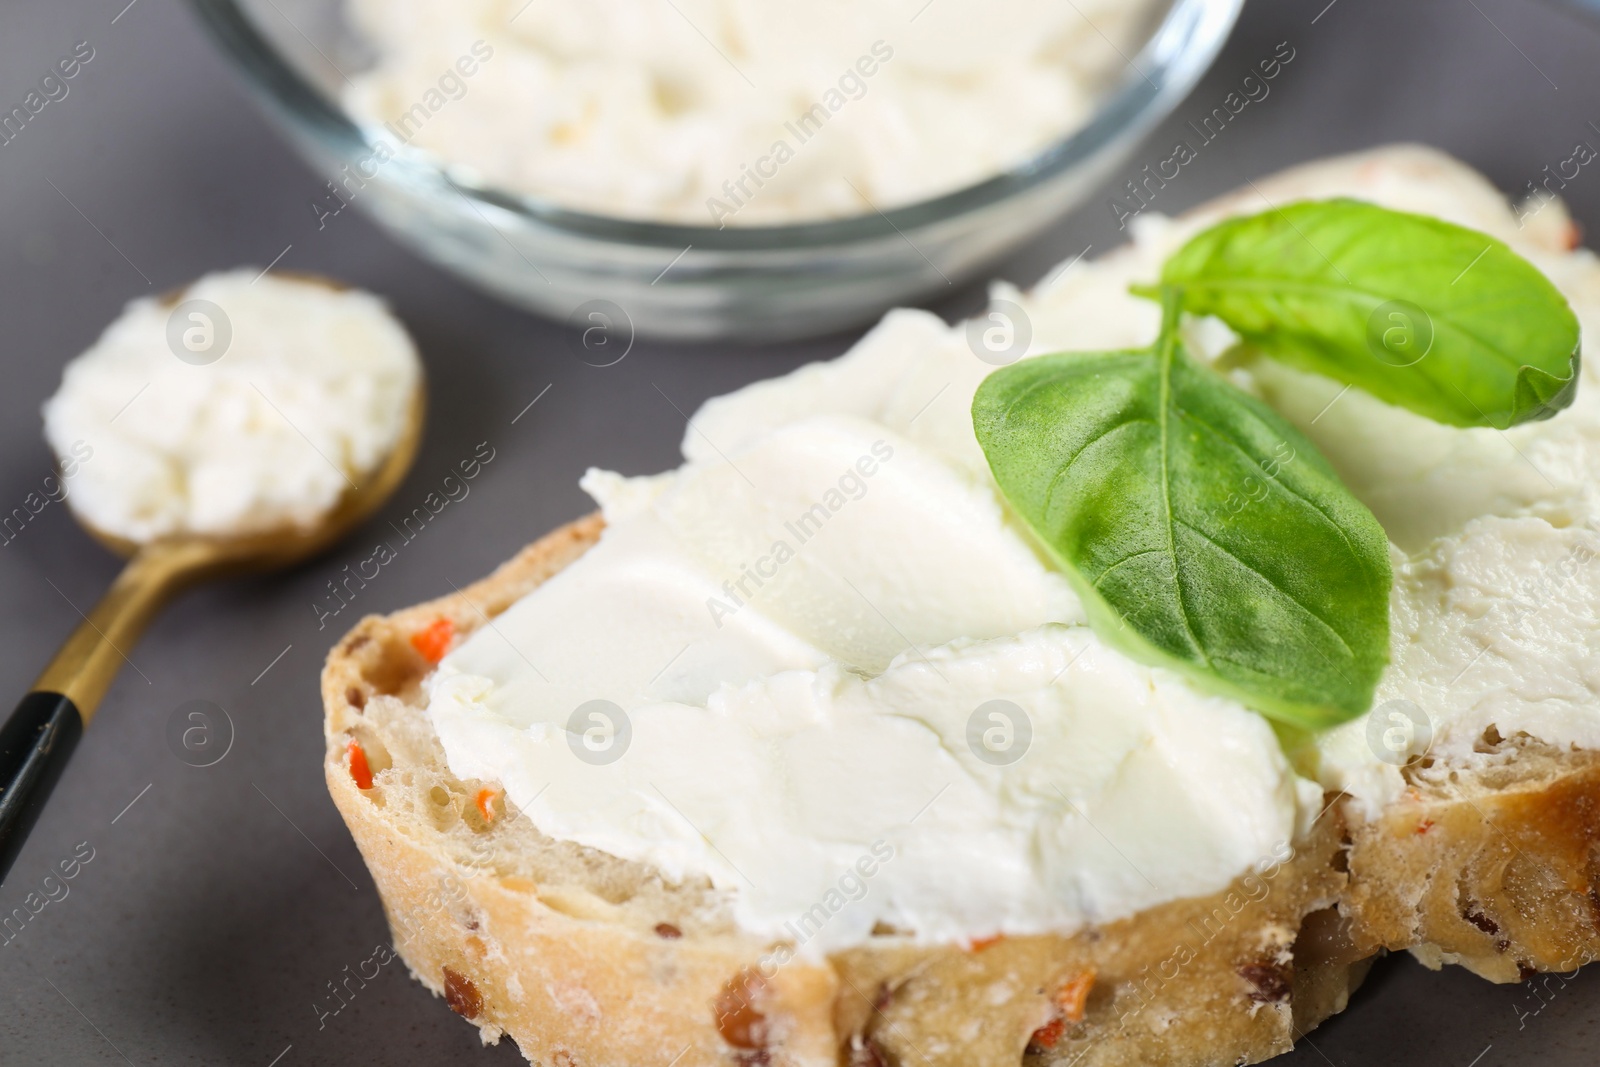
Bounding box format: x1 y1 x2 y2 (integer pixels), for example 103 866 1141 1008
3 0 1600 1063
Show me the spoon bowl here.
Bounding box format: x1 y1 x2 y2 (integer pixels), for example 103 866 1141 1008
0 362 426 882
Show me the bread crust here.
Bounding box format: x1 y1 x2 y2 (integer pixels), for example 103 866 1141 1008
321 516 1451 1067
1342 740 1600 982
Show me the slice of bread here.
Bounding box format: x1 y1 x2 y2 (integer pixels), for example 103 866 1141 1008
318 515 1598 1067
321 143 1600 1066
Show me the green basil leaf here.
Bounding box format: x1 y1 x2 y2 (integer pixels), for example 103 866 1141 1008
1157 198 1581 429
972 325 1391 728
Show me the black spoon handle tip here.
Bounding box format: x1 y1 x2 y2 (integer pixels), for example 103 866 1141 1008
0 691 83 886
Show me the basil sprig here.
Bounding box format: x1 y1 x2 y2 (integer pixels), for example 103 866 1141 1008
1154 198 1580 428
974 290 1391 727
975 199 1582 727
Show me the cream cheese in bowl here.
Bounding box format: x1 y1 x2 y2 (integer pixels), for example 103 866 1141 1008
190 0 1245 338
343 0 1152 225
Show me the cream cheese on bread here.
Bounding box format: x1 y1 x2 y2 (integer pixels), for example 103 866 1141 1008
428 416 1314 952
1015 147 1600 819
425 145 1600 952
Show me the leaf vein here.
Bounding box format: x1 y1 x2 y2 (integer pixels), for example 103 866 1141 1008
1039 417 1157 529
1178 277 1535 376
1089 548 1170 590
1175 407 1362 561
1171 518 1356 661
1158 338 1211 668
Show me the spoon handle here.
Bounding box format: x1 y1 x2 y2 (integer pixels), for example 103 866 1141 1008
0 693 83 883
0 544 199 883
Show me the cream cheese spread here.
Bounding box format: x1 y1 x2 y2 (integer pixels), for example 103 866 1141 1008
1011 146 1600 818
426 145 1600 952
42 270 420 543
342 0 1152 225
428 415 1317 950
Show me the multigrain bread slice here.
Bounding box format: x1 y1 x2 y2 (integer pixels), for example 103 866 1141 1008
1343 737 1600 983
323 514 1593 1067
319 144 1600 1061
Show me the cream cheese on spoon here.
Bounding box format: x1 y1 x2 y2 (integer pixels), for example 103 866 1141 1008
42 271 421 543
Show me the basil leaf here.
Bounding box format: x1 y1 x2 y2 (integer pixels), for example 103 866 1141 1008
972 321 1391 728
1157 199 1581 429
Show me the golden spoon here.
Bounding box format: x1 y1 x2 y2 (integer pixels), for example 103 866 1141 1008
0 378 424 881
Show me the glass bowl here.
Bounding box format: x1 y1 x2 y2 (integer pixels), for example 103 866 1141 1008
189 0 1244 341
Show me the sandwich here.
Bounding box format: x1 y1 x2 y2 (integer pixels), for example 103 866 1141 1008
321 145 1600 1066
